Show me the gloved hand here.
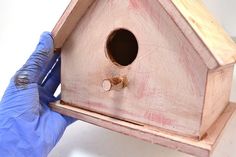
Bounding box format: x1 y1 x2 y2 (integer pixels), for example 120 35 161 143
0 32 75 157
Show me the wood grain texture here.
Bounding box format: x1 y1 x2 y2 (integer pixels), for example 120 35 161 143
50 102 236 157
53 0 236 67
52 0 95 49
200 66 234 137
171 0 236 67
61 0 208 137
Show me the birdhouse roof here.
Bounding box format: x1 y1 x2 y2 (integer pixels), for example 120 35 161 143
52 0 236 69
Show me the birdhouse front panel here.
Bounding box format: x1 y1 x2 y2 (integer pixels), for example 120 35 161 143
61 0 208 137
49 0 236 156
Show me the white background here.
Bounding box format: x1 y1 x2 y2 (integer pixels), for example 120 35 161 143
0 1 236 157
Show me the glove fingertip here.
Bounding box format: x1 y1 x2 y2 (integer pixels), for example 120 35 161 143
36 32 54 54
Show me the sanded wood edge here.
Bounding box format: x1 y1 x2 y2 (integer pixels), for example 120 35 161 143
52 0 95 49
50 102 236 157
170 0 236 67
158 0 218 69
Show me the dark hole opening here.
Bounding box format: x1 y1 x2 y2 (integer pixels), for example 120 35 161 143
106 29 138 66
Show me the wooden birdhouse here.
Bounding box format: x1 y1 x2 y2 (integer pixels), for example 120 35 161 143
50 0 236 157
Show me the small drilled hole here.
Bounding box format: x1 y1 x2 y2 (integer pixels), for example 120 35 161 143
106 29 138 66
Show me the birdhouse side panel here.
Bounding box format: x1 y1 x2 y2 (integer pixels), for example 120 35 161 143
200 66 234 136
61 0 208 137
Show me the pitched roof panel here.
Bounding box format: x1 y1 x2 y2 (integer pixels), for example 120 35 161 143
170 0 236 68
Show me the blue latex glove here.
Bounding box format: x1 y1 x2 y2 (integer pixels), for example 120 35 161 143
0 32 75 157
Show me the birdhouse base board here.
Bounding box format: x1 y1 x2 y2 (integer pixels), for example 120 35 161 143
50 101 236 157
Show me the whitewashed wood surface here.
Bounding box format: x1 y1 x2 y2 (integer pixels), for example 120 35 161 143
0 0 236 157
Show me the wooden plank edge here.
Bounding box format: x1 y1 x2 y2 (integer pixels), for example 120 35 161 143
158 0 219 69
50 102 236 157
52 0 95 49
169 0 236 68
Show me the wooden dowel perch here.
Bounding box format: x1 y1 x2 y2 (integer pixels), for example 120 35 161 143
102 76 128 91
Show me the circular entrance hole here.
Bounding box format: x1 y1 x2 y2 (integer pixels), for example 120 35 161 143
106 29 138 66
